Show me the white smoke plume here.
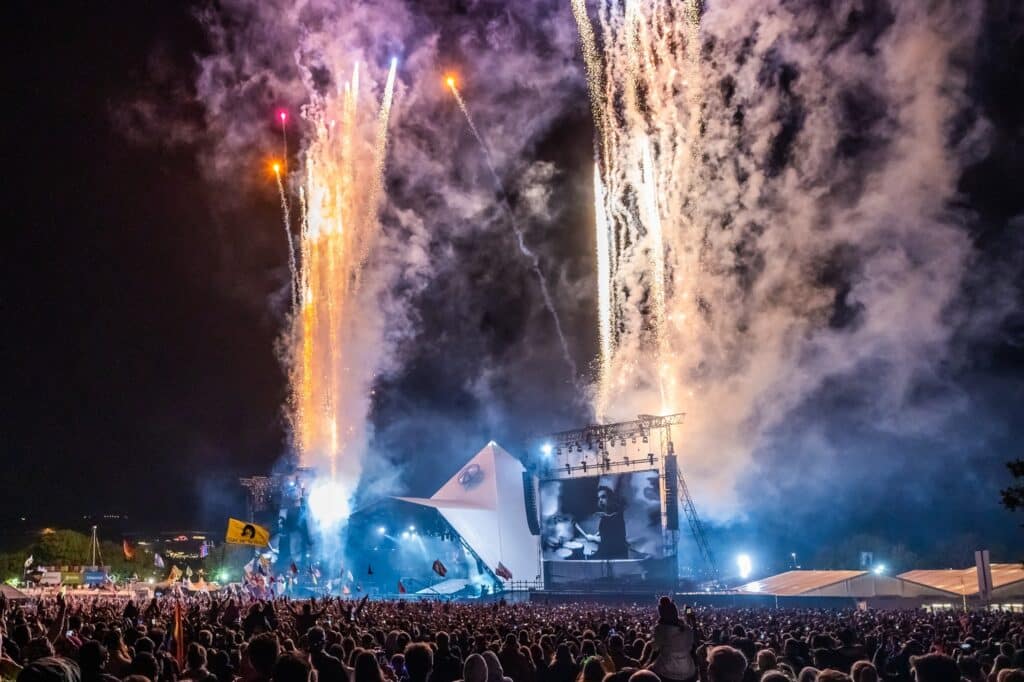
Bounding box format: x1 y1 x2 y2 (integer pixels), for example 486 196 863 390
581 0 999 519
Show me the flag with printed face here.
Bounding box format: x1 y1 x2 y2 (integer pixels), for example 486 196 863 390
225 518 270 547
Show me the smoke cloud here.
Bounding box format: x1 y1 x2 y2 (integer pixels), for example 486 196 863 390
186 0 1022 561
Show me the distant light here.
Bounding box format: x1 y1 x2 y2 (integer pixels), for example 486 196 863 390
147 577 155 584
736 554 753 580
377 526 387 535
408 525 415 531
401 531 410 539
873 564 887 575
541 443 553 457
272 162 281 174
217 570 230 583
279 111 287 123
445 76 456 88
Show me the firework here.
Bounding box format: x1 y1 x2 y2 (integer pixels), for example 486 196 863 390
448 78 577 380
275 61 397 503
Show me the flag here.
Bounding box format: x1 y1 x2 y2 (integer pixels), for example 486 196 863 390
342 584 351 595
225 518 270 547
346 569 355 582
243 557 256 576
432 560 448 577
495 563 513 580
185 566 193 578
122 540 135 561
173 601 185 670
257 556 269 576
367 564 373 576
154 553 166 569
199 541 209 559
23 555 33 569
289 562 298 576
398 580 406 594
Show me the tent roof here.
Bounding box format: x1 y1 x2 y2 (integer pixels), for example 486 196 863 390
898 564 1024 596
738 571 867 596
0 583 30 600
395 441 539 584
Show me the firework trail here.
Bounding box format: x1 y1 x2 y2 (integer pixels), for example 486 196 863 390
448 79 578 381
274 163 299 308
275 60 398 518
573 0 983 516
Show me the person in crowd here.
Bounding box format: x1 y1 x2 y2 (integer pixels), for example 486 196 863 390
404 643 433 682
647 598 696 682
499 634 535 682
76 641 118 682
460 654 489 682
483 651 514 682
272 653 311 682
708 646 748 682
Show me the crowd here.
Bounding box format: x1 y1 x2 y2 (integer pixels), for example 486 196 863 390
1 591 1022 682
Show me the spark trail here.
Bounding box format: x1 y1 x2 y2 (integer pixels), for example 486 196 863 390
274 163 299 308
448 79 578 381
573 0 983 517
278 60 398 521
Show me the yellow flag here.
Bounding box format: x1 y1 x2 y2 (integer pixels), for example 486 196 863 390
225 518 270 547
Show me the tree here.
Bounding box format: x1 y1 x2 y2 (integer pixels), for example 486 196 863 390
1002 459 1024 519
35 530 92 566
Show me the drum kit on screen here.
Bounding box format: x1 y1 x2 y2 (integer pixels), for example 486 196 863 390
545 516 598 558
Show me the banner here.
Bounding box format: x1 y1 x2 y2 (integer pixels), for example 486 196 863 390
225 518 270 547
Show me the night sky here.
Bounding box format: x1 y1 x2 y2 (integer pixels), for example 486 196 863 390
3 0 1024 566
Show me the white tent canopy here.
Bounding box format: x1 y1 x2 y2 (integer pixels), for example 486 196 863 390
397 441 540 585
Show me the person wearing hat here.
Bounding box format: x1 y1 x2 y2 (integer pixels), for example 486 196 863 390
645 597 697 682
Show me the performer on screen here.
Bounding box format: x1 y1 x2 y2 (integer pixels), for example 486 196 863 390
580 485 628 559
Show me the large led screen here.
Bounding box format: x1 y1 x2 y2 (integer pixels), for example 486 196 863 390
539 470 662 561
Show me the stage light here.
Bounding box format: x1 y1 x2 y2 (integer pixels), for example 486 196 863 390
402 531 410 539
541 443 553 457
218 570 230 583
308 479 350 528
377 526 387 535
565 463 571 475
873 564 887 575
408 525 415 531
737 554 753 579
147 577 155 584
